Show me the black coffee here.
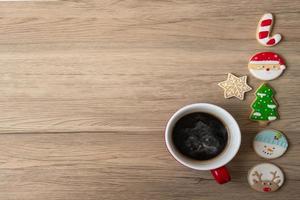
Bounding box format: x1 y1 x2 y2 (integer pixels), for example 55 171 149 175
172 112 228 160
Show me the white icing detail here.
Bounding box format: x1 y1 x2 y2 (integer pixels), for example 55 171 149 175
262 13 273 20
280 65 286 70
259 26 272 32
249 68 285 81
257 93 266 98
253 112 261 116
249 60 279 65
268 116 277 121
267 104 276 109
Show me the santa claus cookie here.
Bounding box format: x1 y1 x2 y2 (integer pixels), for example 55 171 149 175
253 129 288 159
248 52 286 81
248 163 284 192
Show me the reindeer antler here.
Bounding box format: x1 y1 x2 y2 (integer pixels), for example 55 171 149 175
270 171 281 184
252 171 263 182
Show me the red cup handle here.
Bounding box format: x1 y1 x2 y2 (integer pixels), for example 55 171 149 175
210 166 231 184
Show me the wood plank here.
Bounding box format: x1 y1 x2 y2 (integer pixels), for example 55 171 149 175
0 131 299 199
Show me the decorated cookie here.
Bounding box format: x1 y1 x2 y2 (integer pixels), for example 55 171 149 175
248 52 286 81
256 13 282 47
254 129 288 159
218 73 252 100
250 83 279 123
248 163 284 192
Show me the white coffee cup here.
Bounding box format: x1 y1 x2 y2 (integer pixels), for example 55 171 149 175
165 103 241 184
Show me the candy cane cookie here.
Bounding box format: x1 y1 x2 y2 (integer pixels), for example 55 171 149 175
256 13 282 47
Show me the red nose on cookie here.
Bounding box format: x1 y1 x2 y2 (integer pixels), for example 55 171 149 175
263 187 271 192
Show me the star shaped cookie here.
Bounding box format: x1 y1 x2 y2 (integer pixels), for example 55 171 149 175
218 73 252 100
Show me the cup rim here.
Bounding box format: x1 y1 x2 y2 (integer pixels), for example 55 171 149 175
165 103 241 170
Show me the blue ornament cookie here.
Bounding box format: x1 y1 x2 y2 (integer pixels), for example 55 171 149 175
253 129 288 159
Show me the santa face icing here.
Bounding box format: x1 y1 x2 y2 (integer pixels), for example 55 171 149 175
253 129 288 159
248 52 286 81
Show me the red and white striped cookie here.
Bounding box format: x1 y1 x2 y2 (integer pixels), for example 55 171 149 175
256 13 282 47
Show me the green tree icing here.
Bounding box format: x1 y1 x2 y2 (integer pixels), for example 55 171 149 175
250 83 279 121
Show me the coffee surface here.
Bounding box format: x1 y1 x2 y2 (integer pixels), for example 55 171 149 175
172 112 228 160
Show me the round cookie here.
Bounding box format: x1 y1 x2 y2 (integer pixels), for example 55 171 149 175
248 52 286 81
253 129 288 159
248 163 284 192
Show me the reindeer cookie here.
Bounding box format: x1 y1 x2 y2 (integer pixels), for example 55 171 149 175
248 163 284 192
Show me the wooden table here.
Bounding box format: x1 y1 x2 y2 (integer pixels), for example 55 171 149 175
0 1 299 199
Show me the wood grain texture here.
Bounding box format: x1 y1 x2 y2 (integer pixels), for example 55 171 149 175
0 0 299 199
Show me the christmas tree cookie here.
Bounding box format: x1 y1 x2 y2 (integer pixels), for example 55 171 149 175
250 83 279 123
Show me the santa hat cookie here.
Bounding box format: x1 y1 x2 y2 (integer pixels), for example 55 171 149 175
248 52 286 81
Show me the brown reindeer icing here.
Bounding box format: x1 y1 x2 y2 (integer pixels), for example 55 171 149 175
248 163 284 192
252 171 281 192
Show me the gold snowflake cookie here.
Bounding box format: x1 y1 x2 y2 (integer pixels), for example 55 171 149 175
218 73 252 100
